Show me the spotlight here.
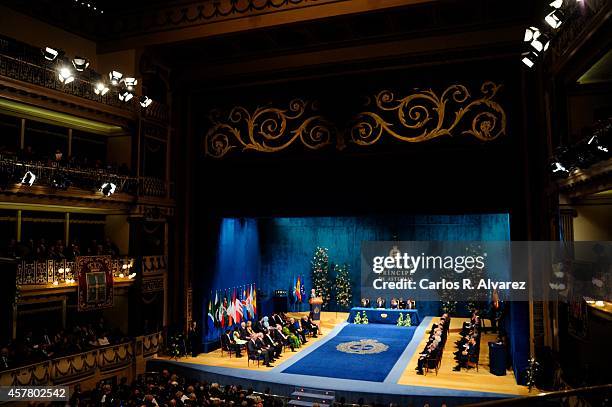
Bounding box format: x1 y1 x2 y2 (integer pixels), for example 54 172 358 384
94 82 109 96
140 96 153 108
521 51 539 68
72 57 89 72
119 91 133 102
123 77 138 91
587 134 611 158
43 47 59 61
109 70 123 86
21 170 36 186
549 0 564 9
545 10 563 29
100 182 117 196
523 27 550 53
128 273 136 279
58 66 75 84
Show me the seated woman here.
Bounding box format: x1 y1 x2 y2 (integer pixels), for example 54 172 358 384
375 297 386 308
232 329 247 346
360 297 371 307
390 298 399 309
282 324 301 349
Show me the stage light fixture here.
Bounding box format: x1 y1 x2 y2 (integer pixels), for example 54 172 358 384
128 273 136 279
549 0 563 9
21 171 36 186
109 70 123 86
123 77 138 91
119 91 133 102
140 96 153 108
43 47 59 61
72 57 89 72
94 82 109 96
545 10 563 29
521 51 538 68
58 66 75 84
100 182 117 196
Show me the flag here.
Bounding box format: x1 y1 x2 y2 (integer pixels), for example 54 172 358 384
296 276 302 303
235 287 243 323
227 289 234 326
300 277 306 303
252 284 257 317
207 293 214 332
214 290 220 327
291 276 296 303
242 286 248 319
245 285 254 319
220 295 227 328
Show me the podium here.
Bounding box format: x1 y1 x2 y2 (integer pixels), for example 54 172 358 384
309 297 323 322
488 342 506 376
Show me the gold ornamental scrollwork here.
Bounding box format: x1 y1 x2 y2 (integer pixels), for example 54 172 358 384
350 81 506 146
204 99 334 158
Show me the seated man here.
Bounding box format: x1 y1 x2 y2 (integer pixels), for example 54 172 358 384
272 324 295 351
255 333 276 363
221 329 243 357
375 297 386 308
271 313 284 326
360 297 371 308
247 334 272 366
416 338 441 375
398 297 407 309
407 299 416 309
263 329 282 358
390 298 399 309
300 316 319 338
238 322 249 340
245 321 256 337
453 337 477 371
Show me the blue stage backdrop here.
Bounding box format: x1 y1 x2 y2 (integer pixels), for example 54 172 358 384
203 214 510 341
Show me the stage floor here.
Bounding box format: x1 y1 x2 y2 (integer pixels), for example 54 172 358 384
154 312 532 402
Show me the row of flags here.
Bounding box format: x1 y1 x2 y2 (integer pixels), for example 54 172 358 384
207 284 257 331
292 275 306 304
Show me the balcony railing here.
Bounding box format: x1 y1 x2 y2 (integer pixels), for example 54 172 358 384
16 257 135 286
0 332 163 386
1 154 173 201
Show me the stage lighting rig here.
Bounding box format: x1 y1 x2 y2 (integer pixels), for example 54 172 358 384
20 171 36 186
58 66 75 85
100 182 117 196
119 91 133 102
140 96 153 108
109 70 123 86
94 82 110 96
123 77 138 91
43 47 60 61
72 57 90 72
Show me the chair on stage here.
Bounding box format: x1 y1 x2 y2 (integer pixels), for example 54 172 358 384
246 346 265 367
219 334 233 358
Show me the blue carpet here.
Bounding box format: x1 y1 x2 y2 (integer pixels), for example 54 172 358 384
281 324 416 382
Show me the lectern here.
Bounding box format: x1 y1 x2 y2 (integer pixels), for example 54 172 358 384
309 296 323 322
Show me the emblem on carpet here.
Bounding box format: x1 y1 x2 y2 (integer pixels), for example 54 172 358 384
336 339 389 355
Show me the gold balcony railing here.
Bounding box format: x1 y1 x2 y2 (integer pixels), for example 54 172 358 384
0 332 163 386
16 257 135 286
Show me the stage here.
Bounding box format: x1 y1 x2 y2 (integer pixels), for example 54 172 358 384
150 313 531 406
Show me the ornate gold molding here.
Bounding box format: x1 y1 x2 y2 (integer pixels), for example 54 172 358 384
350 81 506 146
204 99 334 158
203 82 506 158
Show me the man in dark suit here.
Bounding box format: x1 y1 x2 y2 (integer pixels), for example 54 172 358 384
273 325 295 351
255 333 276 364
264 330 282 358
360 298 371 307
375 297 386 308
271 313 284 326
221 330 242 357
301 316 319 338
453 337 477 371
253 318 265 333
247 335 272 367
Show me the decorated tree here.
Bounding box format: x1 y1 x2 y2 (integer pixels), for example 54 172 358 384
465 243 488 313
334 263 352 311
311 247 332 309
